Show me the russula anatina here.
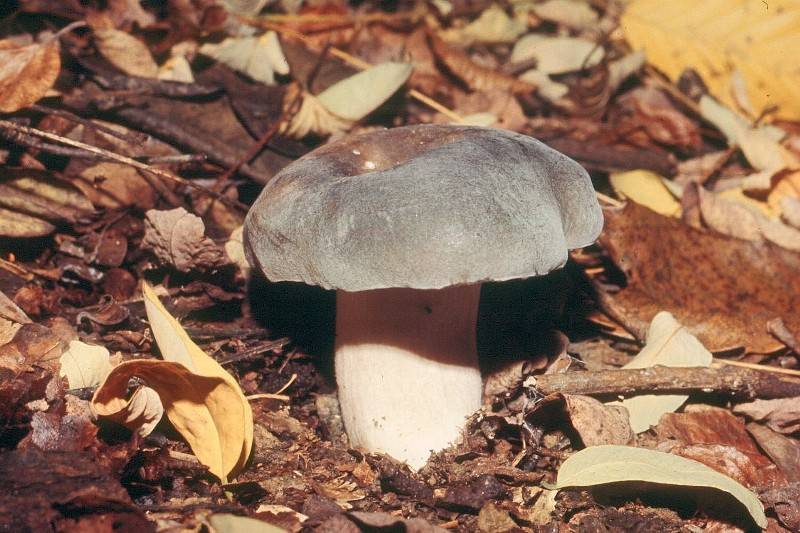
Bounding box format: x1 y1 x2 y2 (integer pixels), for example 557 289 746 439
244 124 603 469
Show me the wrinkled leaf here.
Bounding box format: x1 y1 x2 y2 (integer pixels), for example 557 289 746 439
0 38 60 112
317 62 412 122
565 395 634 446
610 170 681 217
606 312 712 433
510 35 603 74
59 340 112 389
554 445 767 529
622 0 800 121
142 208 228 272
200 31 289 85
94 28 159 78
597 203 800 352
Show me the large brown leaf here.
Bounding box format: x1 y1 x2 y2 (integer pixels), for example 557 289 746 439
595 203 800 352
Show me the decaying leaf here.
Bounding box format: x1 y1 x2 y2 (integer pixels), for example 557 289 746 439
200 31 289 85
93 282 253 481
746 424 800 483
429 32 537 94
510 35 603 74
554 445 767 529
0 37 60 112
564 395 634 446
93 28 159 78
597 203 800 352
606 312 712 433
609 170 681 217
735 398 800 435
622 0 800 121
142 208 228 272
74 162 158 210
0 291 30 347
59 340 113 389
0 168 95 238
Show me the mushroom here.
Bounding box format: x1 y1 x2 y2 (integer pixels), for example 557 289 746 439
243 125 602 469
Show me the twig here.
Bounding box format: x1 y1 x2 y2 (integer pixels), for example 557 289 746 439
29 104 145 145
529 365 800 400
713 358 800 377
0 120 248 212
247 393 291 402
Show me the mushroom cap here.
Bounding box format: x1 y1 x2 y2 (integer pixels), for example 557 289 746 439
244 124 603 291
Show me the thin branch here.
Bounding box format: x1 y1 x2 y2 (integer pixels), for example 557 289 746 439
529 365 800 400
0 120 248 212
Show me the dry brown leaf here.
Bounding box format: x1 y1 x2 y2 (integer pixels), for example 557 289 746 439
93 28 158 78
735 398 800 435
74 162 157 210
613 87 701 150
0 168 95 238
142 207 228 272
0 38 60 112
0 323 66 376
597 202 800 352
564 394 634 446
428 31 536 94
746 423 800 483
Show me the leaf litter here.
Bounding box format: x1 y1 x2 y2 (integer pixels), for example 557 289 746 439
1 0 800 531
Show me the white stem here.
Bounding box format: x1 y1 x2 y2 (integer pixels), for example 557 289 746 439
335 284 482 470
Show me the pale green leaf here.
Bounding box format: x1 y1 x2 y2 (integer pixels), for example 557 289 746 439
554 445 767 529
317 62 412 122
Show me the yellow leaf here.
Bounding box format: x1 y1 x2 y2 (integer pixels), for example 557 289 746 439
0 39 60 112
621 0 800 121
609 170 681 217
93 283 253 482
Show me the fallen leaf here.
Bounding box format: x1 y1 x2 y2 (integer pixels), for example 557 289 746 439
734 398 800 435
224 225 251 278
93 282 253 481
0 322 66 375
606 312 712 433
660 442 786 490
200 31 289 85
553 445 767 529
0 37 60 112
74 162 158 210
532 0 598 31
609 170 681 217
564 394 634 446
614 87 702 150
510 35 603 74
217 0 270 15
656 407 764 455
760 484 800 531
142 208 228 272
281 91 354 139
59 340 113 389
93 28 159 78
746 424 800 483
429 32 537 94
0 168 95 238
208 512 287 533
477 502 517 533
348 511 448 532
316 62 412 122
441 4 526 45
621 0 800 121
597 203 800 352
